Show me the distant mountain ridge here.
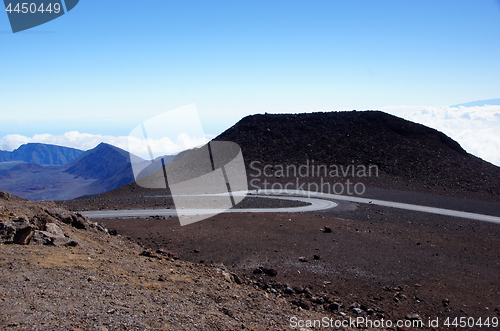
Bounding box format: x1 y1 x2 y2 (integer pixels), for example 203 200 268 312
64 143 137 196
0 143 84 166
0 143 141 201
451 98 500 107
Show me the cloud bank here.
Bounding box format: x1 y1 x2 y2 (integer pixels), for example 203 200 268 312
383 104 500 167
1 105 499 167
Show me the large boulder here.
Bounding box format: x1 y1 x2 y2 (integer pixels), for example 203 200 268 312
31 230 77 246
0 216 35 245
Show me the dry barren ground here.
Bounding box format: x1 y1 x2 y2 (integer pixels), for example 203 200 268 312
60 187 500 330
2 191 383 331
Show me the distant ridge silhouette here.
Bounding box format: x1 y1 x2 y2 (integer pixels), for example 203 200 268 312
0 143 83 166
451 98 500 107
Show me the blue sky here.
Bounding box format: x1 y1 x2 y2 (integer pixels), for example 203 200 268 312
1 1 500 163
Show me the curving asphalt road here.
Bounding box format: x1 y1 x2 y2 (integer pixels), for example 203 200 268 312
262 189 500 224
83 189 500 225
82 194 337 219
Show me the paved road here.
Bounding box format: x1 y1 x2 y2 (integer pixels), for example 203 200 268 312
83 189 500 225
82 194 337 219
258 189 500 225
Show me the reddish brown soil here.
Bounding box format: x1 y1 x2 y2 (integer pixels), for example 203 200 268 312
61 188 500 330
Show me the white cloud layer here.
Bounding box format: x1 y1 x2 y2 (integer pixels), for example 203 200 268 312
383 105 500 166
0 131 209 159
1 105 499 167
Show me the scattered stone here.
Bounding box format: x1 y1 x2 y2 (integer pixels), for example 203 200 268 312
156 248 169 256
220 307 234 317
45 208 76 225
0 217 35 244
292 299 311 310
32 230 77 246
352 307 363 314
405 313 422 321
156 249 179 260
326 302 341 311
252 268 263 275
312 296 325 304
13 225 35 245
72 217 88 230
45 223 65 237
96 224 107 232
298 256 308 262
231 272 243 284
0 191 12 201
263 268 278 277
397 327 416 331
139 249 159 258
221 270 234 283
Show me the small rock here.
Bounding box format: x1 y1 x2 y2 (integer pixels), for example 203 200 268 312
0 217 34 245
313 297 325 304
292 299 311 310
72 217 88 230
31 230 75 246
45 223 65 237
252 268 263 275
45 208 75 225
298 256 308 262
313 254 321 260
405 313 422 321
352 307 363 314
13 225 35 245
263 268 278 277
442 298 450 307
139 250 158 258
323 226 332 233
284 286 295 294
231 273 243 284
326 302 341 311
221 270 234 283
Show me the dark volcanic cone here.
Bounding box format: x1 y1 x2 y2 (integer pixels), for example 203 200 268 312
215 110 500 200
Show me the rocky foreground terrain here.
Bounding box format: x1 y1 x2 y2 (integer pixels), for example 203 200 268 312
57 185 500 331
1 190 388 331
